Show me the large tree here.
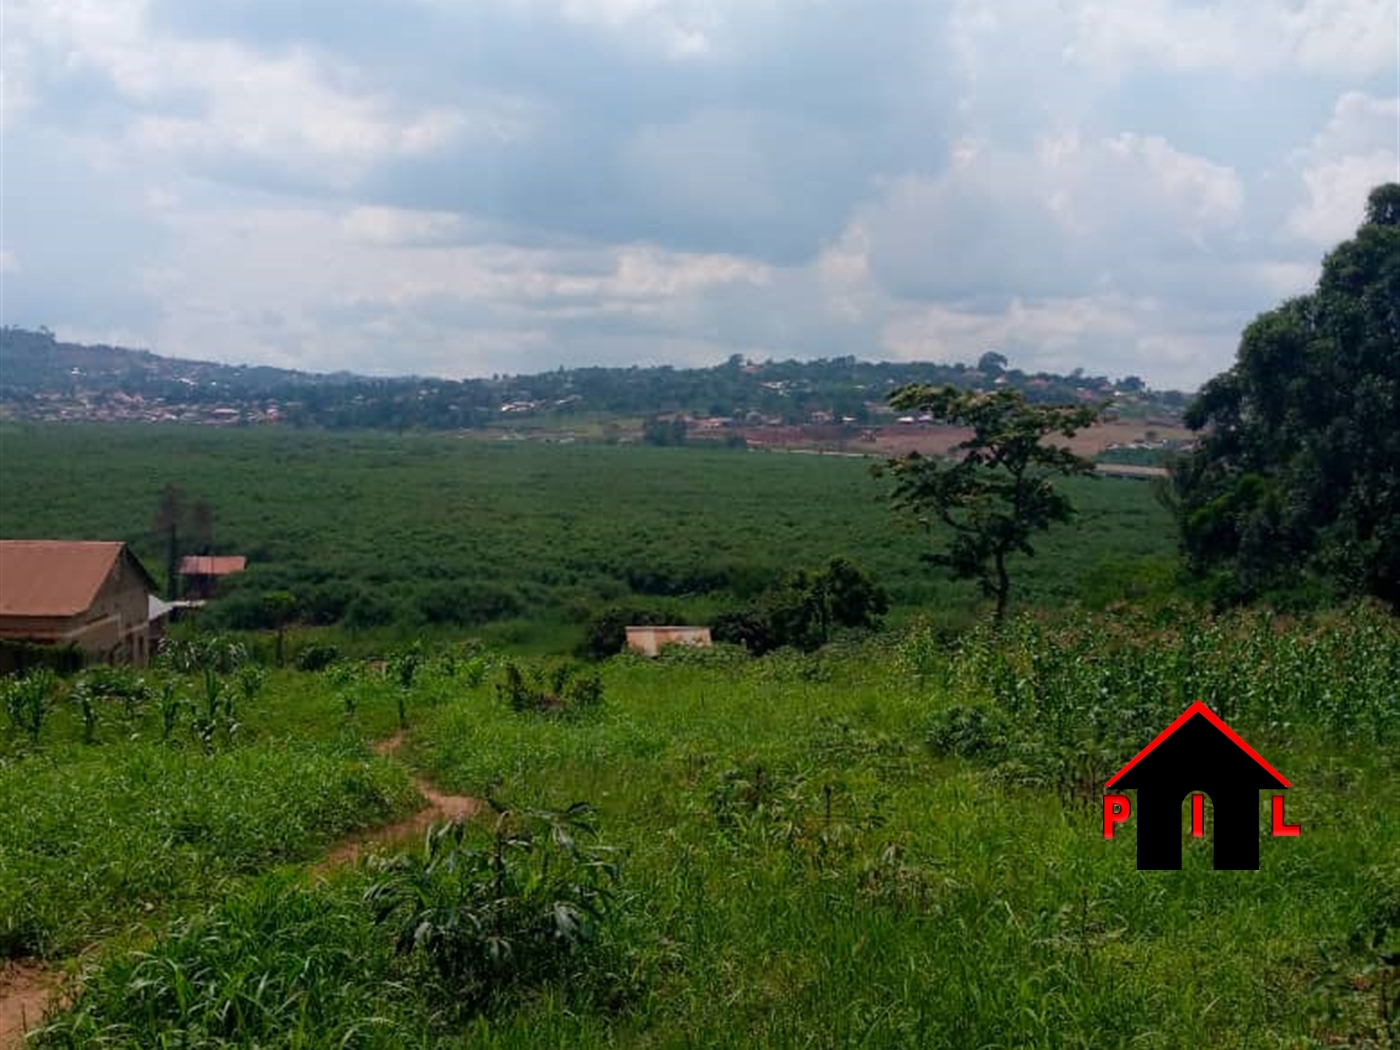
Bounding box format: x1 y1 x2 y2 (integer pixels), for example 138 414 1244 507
875 386 1101 621
1172 183 1400 609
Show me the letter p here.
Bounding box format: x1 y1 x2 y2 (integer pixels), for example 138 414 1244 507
1103 794 1131 838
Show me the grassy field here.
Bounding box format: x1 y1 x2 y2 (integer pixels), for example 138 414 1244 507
9 606 1398 1048
0 425 1176 649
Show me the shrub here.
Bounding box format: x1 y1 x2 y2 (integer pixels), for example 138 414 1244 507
924 705 1013 763
710 610 771 654
577 605 667 662
0 639 83 676
496 661 603 717
2 669 57 745
365 806 618 1013
295 644 340 672
344 590 398 629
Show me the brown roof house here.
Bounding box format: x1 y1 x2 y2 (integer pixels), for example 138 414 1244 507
178 555 247 599
0 540 159 666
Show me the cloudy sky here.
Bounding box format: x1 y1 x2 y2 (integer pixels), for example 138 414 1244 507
2 1 1397 388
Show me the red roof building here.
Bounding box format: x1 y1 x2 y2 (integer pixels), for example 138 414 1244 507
178 555 247 599
0 540 158 666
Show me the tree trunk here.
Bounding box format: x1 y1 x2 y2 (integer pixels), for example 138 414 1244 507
993 550 1010 623
165 526 179 601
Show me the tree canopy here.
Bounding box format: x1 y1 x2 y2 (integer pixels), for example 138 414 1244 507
1172 183 1400 609
876 386 1101 620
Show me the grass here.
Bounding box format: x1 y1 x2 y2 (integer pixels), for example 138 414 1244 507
0 653 438 959
0 424 1177 646
24 606 1400 1048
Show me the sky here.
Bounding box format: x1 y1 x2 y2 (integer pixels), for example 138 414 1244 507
1 1 1397 390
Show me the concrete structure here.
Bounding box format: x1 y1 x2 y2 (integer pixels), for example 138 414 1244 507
0 540 159 665
624 625 713 657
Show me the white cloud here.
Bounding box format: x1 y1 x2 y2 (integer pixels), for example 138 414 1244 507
2 0 1396 390
1065 0 1398 78
6 0 481 188
341 207 470 247
861 132 1243 302
1288 92 1400 245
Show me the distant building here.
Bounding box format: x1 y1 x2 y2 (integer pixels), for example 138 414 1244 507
0 540 158 666
178 555 247 599
624 625 713 657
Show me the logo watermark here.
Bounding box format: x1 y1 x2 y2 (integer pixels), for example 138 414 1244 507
1102 701 1300 870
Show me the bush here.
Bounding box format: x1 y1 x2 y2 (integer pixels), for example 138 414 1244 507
496 661 603 717
925 705 1013 763
365 807 618 1013
417 581 523 627
710 610 771 654
0 639 83 677
295 644 340 672
577 605 668 662
344 589 399 629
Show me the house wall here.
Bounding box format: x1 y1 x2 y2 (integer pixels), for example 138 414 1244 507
0 554 152 666
624 626 713 658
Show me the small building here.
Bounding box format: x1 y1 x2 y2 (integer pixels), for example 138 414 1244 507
624 625 713 658
0 540 159 666
178 554 247 599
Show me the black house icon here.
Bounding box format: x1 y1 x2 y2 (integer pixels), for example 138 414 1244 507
1105 701 1290 870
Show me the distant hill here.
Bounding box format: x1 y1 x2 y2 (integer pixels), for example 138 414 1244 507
0 326 351 394
0 326 1191 431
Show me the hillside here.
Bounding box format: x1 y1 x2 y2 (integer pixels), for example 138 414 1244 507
0 327 1190 431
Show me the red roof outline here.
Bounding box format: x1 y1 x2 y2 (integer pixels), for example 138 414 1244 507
1104 701 1290 790
178 555 247 576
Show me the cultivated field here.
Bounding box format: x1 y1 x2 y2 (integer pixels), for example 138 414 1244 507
0 425 1177 648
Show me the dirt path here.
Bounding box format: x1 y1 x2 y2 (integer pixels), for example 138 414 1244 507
0 962 60 1049
0 732 482 1047
315 732 485 871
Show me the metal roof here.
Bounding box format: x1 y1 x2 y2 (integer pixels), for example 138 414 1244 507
0 540 153 618
178 555 247 576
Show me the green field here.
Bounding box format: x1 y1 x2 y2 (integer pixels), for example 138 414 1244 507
3 424 1397 1048
0 425 1175 649
4 607 1397 1048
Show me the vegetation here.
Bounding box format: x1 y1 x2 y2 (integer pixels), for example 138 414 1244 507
365 805 619 1015
0 427 1176 643
4 186 1398 1045
876 386 1103 620
1173 182 1400 610
14 607 1399 1048
0 326 1189 430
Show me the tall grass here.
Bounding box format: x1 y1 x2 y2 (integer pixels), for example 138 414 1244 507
0 738 417 957
27 607 1400 1047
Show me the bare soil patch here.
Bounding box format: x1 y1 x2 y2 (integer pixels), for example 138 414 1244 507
1 733 483 1045
869 420 1193 458
0 961 61 1050
314 732 485 872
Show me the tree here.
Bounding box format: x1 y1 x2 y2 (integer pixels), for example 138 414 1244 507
261 590 298 667
875 386 1101 621
1172 183 1400 609
758 558 889 652
978 350 1008 375
191 498 215 555
709 559 888 654
642 416 687 447
153 483 186 600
